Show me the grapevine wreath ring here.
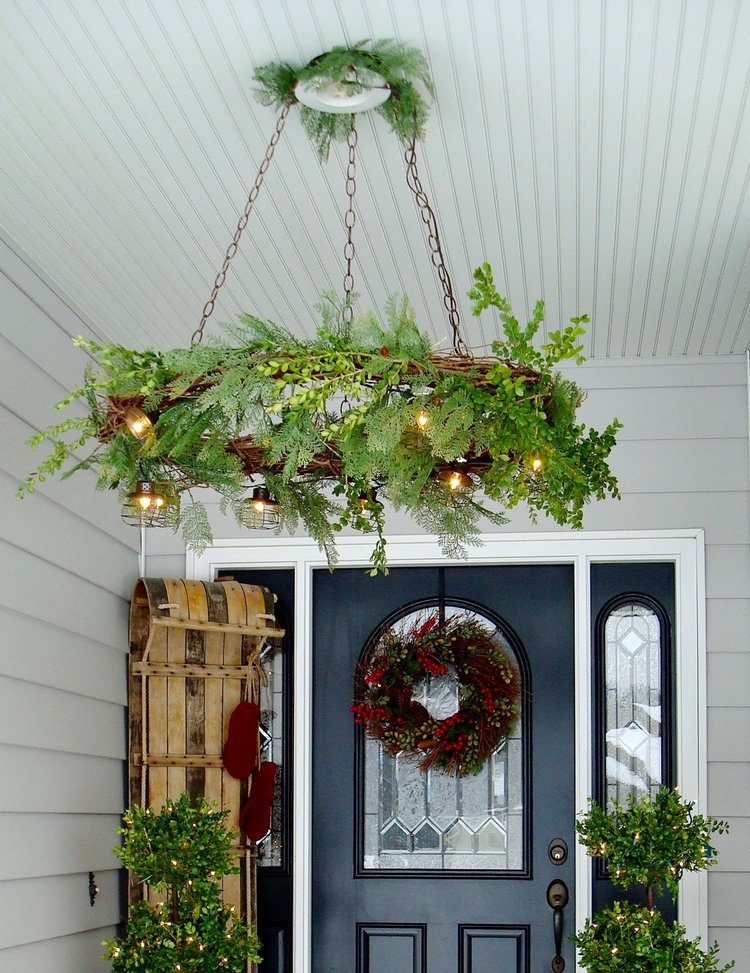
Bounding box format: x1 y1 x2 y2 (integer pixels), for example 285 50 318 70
351 611 521 777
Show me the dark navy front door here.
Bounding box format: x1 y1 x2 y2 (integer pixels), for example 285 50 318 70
312 564 576 973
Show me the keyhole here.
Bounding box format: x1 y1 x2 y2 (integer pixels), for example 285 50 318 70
548 838 568 865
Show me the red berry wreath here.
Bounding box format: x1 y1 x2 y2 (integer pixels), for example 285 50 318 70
351 611 521 776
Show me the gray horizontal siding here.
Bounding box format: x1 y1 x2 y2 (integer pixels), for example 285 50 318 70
0 745 126 814
0 926 119 973
0 870 120 949
708 655 750 705
0 242 133 969
0 814 121 881
709 763 750 818
0 676 125 759
0 605 126 704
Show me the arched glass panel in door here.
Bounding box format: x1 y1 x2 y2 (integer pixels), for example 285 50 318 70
596 597 672 809
358 602 527 873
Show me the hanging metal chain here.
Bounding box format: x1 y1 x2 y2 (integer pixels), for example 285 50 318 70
404 131 469 357
191 103 291 345
342 114 358 331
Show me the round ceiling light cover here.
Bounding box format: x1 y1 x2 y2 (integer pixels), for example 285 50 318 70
294 71 391 114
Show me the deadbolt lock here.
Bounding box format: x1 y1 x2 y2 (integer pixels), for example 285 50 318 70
548 838 568 865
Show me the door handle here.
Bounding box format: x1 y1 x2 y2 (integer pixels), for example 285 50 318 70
546 879 569 972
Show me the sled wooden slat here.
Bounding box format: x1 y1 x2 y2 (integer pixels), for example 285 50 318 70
135 753 225 768
150 615 281 638
167 608 188 798
132 662 252 678
128 576 283 964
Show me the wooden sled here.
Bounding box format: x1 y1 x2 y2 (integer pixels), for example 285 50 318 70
128 577 284 959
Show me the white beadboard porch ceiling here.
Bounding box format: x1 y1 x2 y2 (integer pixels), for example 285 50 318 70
0 0 748 359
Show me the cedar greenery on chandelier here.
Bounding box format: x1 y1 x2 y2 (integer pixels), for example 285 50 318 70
18 40 622 573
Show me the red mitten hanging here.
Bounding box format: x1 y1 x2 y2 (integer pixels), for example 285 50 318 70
240 761 277 842
222 701 260 779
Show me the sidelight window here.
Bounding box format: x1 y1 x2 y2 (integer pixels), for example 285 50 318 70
596 598 672 809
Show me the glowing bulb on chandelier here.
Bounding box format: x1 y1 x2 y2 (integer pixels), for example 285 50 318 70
356 487 382 519
123 406 153 439
122 480 168 527
245 486 281 529
436 468 473 493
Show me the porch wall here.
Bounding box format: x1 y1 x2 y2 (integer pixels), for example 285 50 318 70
147 352 750 968
0 238 137 971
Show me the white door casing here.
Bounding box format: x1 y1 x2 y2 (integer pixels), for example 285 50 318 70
188 528 706 973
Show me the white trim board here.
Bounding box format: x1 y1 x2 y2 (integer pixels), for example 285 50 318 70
188 529 706 973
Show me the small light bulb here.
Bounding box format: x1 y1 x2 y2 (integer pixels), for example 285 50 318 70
436 468 473 493
416 410 430 430
124 407 153 440
253 499 265 513
531 456 543 472
137 495 152 510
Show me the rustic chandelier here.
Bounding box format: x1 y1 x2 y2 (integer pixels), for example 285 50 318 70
20 41 621 572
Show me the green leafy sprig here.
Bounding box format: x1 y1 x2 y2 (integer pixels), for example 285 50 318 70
253 39 434 159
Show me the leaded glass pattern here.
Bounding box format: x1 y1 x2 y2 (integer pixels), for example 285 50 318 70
362 606 524 872
604 603 662 809
257 640 283 867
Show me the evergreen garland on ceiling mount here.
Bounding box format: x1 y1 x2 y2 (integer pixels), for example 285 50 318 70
253 39 434 159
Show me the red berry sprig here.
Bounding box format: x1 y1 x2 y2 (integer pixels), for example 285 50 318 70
364 666 386 685
415 649 448 675
349 703 389 724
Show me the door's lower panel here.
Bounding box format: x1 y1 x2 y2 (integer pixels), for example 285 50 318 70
357 923 426 973
459 925 529 973
354 922 529 973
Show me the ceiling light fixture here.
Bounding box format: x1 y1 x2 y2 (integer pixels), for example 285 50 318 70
294 69 390 114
